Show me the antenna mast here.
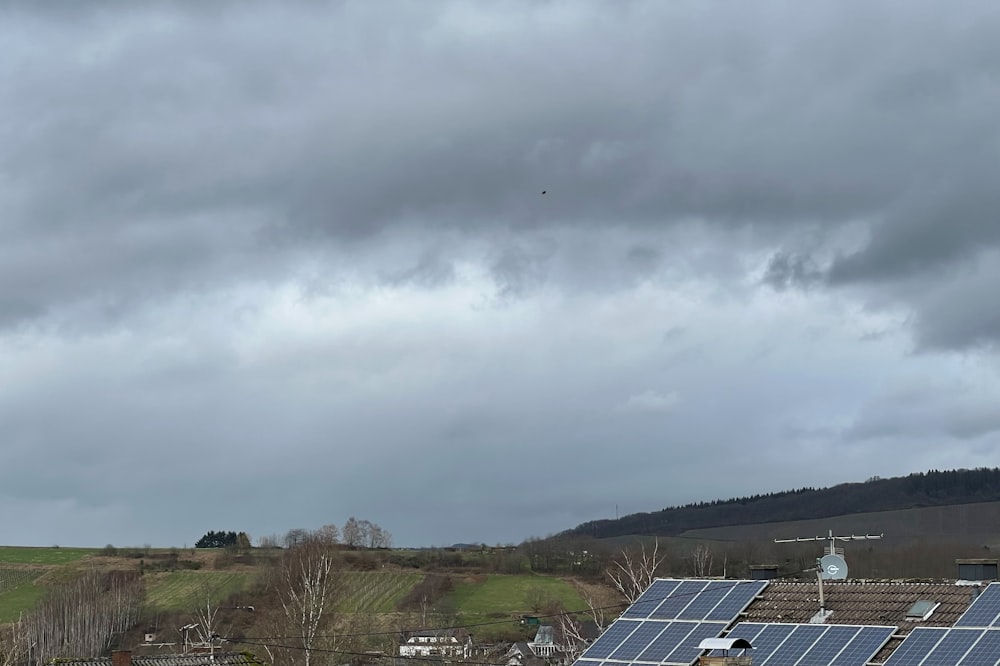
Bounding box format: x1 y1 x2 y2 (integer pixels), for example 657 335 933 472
773 529 883 619
774 529 883 556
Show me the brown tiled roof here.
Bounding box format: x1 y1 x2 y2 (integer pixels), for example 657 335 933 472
56 653 264 666
741 581 978 630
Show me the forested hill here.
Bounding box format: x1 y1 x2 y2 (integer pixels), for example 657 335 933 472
565 468 1000 539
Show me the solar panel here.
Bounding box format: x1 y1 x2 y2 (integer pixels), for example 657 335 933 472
719 622 768 646
921 628 985 666
958 629 1000 666
609 622 669 661
829 626 896 666
709 623 895 666
665 622 726 665
883 627 949 666
957 584 1000 628
741 623 798 659
635 622 701 663
761 625 827 666
584 620 642 659
623 580 682 619
579 579 771 666
797 625 862 665
651 581 712 619
574 660 603 666
705 581 768 622
678 581 734 620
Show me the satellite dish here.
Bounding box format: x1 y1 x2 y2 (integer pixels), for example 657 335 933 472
819 554 848 580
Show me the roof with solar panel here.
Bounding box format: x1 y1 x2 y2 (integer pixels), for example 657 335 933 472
572 580 1000 666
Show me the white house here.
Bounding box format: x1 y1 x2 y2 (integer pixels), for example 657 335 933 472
399 631 471 658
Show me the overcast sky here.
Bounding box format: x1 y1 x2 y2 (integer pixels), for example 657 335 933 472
2 1 999 549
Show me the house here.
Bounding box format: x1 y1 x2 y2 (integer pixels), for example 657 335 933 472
399 630 472 658
573 577 999 666
507 641 548 666
507 623 600 665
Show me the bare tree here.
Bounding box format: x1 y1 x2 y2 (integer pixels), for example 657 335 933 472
608 538 667 604
341 517 362 547
555 612 590 663
340 517 391 549
13 569 143 666
191 582 223 650
690 544 713 577
0 614 32 666
369 523 392 549
314 523 340 544
258 533 281 548
284 528 310 549
271 539 345 666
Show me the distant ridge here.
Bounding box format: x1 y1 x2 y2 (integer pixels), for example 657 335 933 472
563 468 1000 539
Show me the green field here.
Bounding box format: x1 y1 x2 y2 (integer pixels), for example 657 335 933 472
447 574 586 615
0 560 70 622
0 583 46 623
144 571 260 611
436 574 587 641
0 568 43 594
340 571 424 613
0 547 95 565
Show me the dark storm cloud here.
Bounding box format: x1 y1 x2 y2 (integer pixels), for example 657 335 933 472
4 2 1000 307
2 0 994 346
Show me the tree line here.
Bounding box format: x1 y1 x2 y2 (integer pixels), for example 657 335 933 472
195 530 251 549
565 467 1000 539
250 517 392 550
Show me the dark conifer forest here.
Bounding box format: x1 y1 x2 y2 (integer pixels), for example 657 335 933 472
565 468 1000 538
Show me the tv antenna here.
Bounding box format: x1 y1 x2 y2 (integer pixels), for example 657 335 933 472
774 529 883 618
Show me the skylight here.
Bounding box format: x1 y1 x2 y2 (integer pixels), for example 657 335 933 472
906 600 940 621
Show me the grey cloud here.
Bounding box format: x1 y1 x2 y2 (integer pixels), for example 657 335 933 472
762 252 824 290
382 250 456 288
827 177 1000 285
846 388 1000 442
910 253 1000 350
3 1 1000 331
3 1 1000 548
490 240 555 300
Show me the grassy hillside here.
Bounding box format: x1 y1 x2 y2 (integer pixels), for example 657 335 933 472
0 547 95 565
144 571 260 611
0 582 46 622
0 545 592 647
436 574 588 641
446 574 584 615
0 548 100 621
339 570 425 613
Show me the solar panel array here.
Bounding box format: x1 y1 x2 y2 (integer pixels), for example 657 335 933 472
622 580 769 622
575 579 767 666
956 583 1000 627
883 626 1000 666
716 623 896 666
576 579 1000 666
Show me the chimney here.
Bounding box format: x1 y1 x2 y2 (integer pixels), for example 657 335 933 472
112 650 132 666
956 559 998 581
